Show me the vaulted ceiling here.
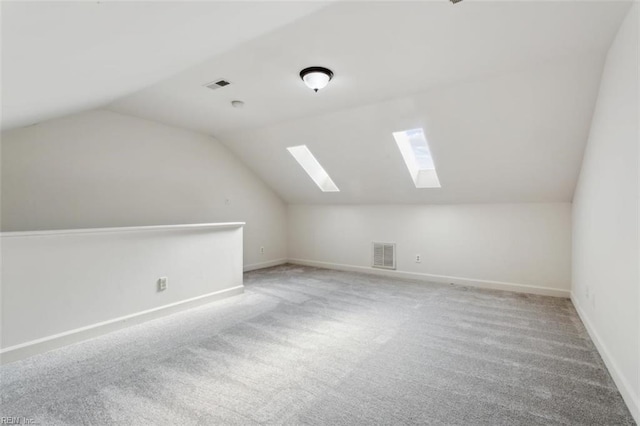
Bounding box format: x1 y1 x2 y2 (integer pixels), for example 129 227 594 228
1 1 328 130
2 1 633 204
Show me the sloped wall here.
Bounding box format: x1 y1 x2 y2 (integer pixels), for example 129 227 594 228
1 109 287 269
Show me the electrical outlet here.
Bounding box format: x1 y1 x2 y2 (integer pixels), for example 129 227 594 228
415 254 421 263
158 277 168 291
260 246 265 255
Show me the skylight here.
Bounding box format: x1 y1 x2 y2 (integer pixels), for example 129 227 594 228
287 145 339 192
392 128 441 188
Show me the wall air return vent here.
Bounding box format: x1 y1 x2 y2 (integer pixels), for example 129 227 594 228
372 242 396 270
204 79 231 91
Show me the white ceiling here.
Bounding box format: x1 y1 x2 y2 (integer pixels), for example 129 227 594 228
108 1 629 135
223 54 605 204
0 1 328 130
2 1 632 204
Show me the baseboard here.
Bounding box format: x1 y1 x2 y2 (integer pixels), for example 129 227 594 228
243 258 287 272
287 258 570 298
571 293 639 423
0 285 244 365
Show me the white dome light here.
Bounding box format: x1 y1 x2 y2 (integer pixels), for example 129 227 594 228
300 67 334 93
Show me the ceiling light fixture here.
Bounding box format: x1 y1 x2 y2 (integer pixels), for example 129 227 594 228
299 66 334 92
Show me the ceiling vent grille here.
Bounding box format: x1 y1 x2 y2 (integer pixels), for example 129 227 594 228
373 242 396 270
204 79 231 91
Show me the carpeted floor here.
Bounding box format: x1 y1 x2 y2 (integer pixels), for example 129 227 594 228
0 264 635 425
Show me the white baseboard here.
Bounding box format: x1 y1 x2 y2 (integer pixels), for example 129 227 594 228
287 258 570 298
0 285 244 365
243 258 287 272
571 293 639 423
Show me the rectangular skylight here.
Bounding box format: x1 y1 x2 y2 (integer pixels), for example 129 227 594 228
392 128 441 188
287 145 339 192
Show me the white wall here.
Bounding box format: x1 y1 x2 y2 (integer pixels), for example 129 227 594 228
288 203 571 296
571 4 639 421
1 224 244 362
0 109 287 269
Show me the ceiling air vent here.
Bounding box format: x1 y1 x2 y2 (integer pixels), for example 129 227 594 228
204 79 231 91
373 242 396 270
